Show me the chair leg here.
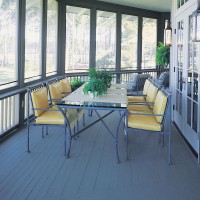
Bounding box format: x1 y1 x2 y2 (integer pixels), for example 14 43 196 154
76 120 79 138
46 126 48 135
168 133 172 165
82 113 85 126
73 126 77 140
42 126 44 138
66 127 72 158
125 130 129 160
88 109 93 116
64 126 67 156
27 124 30 153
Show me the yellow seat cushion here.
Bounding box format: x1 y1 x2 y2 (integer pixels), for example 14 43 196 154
31 87 49 117
143 79 151 95
146 83 158 103
128 114 162 131
127 80 151 103
35 108 78 128
128 104 151 112
60 78 72 97
153 91 167 123
128 96 145 102
49 82 63 100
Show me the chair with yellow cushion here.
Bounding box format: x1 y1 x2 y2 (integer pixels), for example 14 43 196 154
128 79 151 100
128 79 152 102
47 78 86 130
57 76 72 97
125 89 172 164
128 80 159 111
27 83 78 156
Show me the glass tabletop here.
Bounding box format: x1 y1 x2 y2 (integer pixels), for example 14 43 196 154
58 83 128 108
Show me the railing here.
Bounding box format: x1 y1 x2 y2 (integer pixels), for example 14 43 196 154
0 68 165 139
65 69 159 83
0 95 19 136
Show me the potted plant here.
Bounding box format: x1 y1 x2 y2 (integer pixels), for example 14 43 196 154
83 68 112 98
70 77 85 91
156 42 170 75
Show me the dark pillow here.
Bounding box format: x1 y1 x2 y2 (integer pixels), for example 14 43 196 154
158 72 169 86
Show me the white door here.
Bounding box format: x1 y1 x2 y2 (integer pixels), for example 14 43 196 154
174 8 199 155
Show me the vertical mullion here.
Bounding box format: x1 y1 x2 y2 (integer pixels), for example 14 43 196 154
89 7 96 69
18 0 26 88
57 0 66 75
115 12 121 83
41 0 48 80
137 16 142 71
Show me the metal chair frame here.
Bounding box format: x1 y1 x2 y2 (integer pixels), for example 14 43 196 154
27 83 71 156
46 79 86 132
125 88 172 164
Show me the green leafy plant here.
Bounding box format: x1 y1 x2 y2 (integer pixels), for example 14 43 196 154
98 70 112 88
71 77 85 91
83 78 107 97
83 68 112 97
156 42 170 68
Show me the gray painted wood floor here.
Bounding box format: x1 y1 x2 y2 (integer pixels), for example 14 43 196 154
0 111 200 200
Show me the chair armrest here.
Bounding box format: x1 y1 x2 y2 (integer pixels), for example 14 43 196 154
33 108 53 111
128 102 154 106
50 98 62 102
62 91 72 95
127 94 147 97
33 106 62 112
128 110 165 117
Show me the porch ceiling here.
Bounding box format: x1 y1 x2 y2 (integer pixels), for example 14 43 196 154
97 0 172 12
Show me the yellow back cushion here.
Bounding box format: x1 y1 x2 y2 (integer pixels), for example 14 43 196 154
146 83 158 103
153 91 168 123
31 87 49 117
49 82 63 100
60 78 72 93
143 79 151 95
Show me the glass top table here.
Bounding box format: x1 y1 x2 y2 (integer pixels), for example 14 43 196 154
57 83 128 163
59 83 127 109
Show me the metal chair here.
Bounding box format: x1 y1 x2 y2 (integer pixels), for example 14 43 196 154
56 76 72 97
125 89 172 164
46 79 86 130
27 83 78 156
128 80 160 111
126 73 150 95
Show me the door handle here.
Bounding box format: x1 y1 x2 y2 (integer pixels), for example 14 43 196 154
182 78 186 90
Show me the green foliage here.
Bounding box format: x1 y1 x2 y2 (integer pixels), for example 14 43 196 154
83 68 112 97
71 77 85 91
156 42 170 67
88 68 97 79
98 70 112 88
83 78 107 97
